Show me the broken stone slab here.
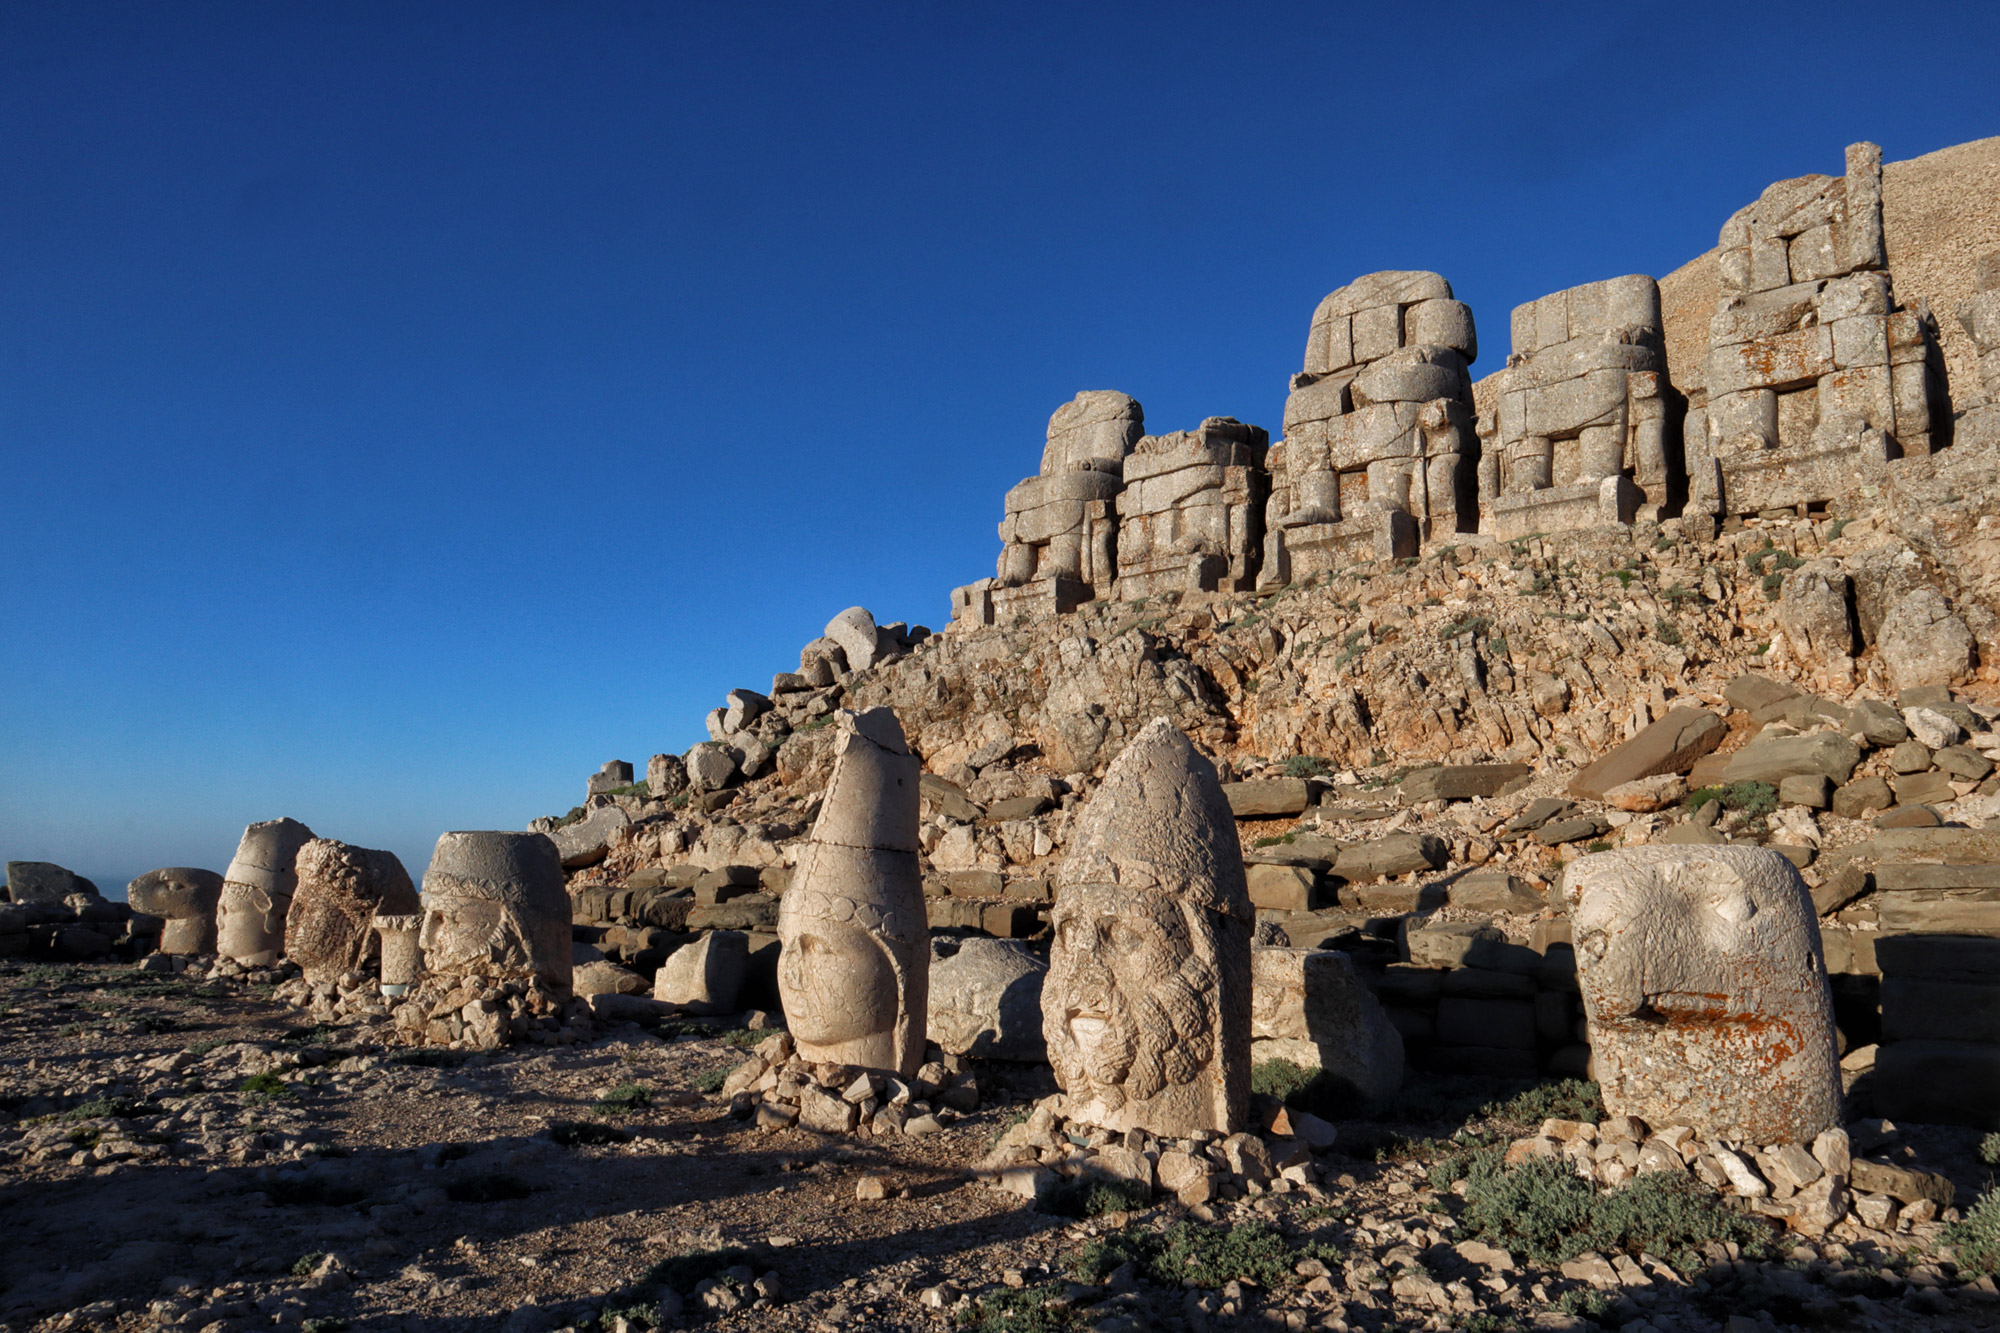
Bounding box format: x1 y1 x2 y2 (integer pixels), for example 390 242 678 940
1568 709 1727 800
1332 833 1445 881
1850 699 1910 747
683 742 739 793
1831 776 1894 818
1891 770 1956 806
1778 774 1833 809
573 959 649 998
983 794 1053 823
4 862 102 905
919 774 983 822
647 753 689 799
1721 731 1862 786
1724 675 1801 714
1446 872 1544 914
1405 919 1541 972
1221 779 1312 818
1565 845 1839 1144
1249 947 1403 1111
1504 798 1573 832
1244 863 1318 913
1903 706 1964 751
1876 891 2000 935
653 930 748 1014
1935 746 1994 780
1602 775 1686 813
686 895 779 933
549 803 630 870
1398 764 1532 803
926 938 1046 1062
1535 814 1612 846
1847 1157 1956 1208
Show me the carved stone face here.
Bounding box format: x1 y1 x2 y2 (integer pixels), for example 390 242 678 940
1045 882 1216 1114
418 895 530 975
215 884 287 965
777 919 897 1047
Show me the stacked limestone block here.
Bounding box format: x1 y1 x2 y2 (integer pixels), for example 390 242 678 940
1260 271 1478 585
1113 417 1270 600
1479 275 1674 538
954 391 1143 626
1954 252 2000 450
1687 142 1941 523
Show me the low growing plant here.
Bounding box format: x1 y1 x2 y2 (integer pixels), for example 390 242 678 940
1072 1220 1296 1290
1942 1186 2000 1277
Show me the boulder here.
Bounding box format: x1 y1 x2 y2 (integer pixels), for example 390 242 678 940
1777 560 1858 668
1877 588 1976 692
4 862 101 906
1447 873 1544 914
1721 731 1861 785
825 607 885 672
1399 765 1532 802
926 938 1047 1062
1831 776 1894 818
684 742 739 793
1221 779 1311 818
1245 863 1317 912
1568 709 1726 800
1850 699 1910 747
647 753 689 799
1250 947 1404 1111
549 803 630 870
1564 845 1839 1144
573 959 649 998
1903 707 1963 750
652 931 748 1015
1723 675 1800 714
1778 774 1833 809
1602 775 1686 813
1332 833 1445 881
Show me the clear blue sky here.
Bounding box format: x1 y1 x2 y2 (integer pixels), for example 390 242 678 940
4 2 1996 893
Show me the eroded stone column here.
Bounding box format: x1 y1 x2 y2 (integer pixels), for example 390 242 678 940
777 707 929 1076
1565 845 1839 1144
1043 717 1253 1137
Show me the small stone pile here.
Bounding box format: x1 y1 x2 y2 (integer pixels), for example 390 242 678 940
719 1031 981 1137
973 1095 1339 1208
1501 1115 1960 1241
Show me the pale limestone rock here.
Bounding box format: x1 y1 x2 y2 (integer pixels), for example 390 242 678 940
927 938 1046 1062
1043 717 1252 1137
1249 947 1403 1110
284 840 419 985
653 931 748 1014
1564 845 1839 1145
1878 588 1976 691
125 868 224 955
418 831 572 996
777 708 928 1077
216 818 316 966
1113 417 1270 600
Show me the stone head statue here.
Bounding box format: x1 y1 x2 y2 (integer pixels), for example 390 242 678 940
777 707 928 1077
285 839 420 985
1565 845 1838 1144
419 831 572 996
1043 718 1253 1136
216 817 316 966
126 867 225 955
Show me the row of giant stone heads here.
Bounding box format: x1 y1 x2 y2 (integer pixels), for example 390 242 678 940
801 706 1841 1145
953 142 1990 628
128 824 575 997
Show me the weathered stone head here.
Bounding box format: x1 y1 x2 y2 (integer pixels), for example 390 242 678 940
1044 717 1253 1136
126 867 225 955
285 840 420 985
216 818 316 966
1565 845 1839 1144
418 831 572 995
778 708 928 1076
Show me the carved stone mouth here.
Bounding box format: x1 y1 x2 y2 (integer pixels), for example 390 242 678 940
1068 1011 1109 1048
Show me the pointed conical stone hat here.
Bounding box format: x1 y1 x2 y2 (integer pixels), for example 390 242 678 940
1057 717 1252 924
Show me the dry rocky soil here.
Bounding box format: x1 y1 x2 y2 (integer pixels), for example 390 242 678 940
3 959 1997 1333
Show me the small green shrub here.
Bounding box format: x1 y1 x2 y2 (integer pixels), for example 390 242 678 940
239 1072 292 1101
692 1063 741 1094
1484 1080 1601 1129
1440 614 1490 641
58 1097 143 1122
643 1246 754 1294
1654 617 1683 646
1587 1169 1775 1273
302 1320 350 1333
291 1251 326 1277
954 1284 1079 1331
1281 755 1330 779
1250 1058 1351 1118
1555 1290 1611 1321
1586 841 1612 855
1943 1187 2000 1276
1488 636 1508 656
1459 1153 1600 1265
1685 782 1778 819
1827 517 1853 540
592 1083 652 1115
1071 1220 1293 1289
1979 1131 2000 1167
1040 1176 1150 1220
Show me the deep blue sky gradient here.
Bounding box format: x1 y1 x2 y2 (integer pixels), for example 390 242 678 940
4 2 1997 890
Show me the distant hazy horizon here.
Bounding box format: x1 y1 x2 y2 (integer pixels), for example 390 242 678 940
6 1 1998 884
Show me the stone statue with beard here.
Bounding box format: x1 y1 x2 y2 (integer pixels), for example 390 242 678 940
1043 717 1253 1136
